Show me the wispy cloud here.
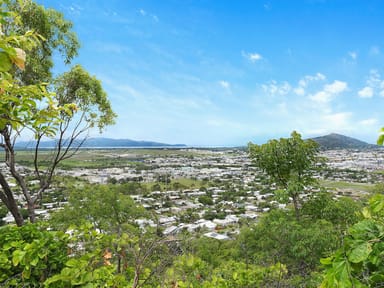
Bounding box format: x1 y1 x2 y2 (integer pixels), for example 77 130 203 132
93 42 132 54
60 4 83 16
369 45 380 56
359 118 378 126
138 8 159 22
358 69 384 98
263 3 272 10
325 80 348 94
358 86 373 98
249 73 360 140
309 80 347 103
294 73 325 95
348 51 357 60
219 80 230 89
323 112 352 129
242 51 263 62
367 69 381 87
102 65 381 145
262 80 291 97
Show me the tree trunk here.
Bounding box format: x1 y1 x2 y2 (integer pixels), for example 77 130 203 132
2 129 36 224
26 198 36 223
292 194 300 221
132 268 140 288
0 172 24 226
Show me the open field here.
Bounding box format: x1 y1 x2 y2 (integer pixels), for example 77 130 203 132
5 148 221 170
320 180 374 193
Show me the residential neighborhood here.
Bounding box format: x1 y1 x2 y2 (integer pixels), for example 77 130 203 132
2 148 384 240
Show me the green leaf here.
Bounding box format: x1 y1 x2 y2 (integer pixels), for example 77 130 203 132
22 267 31 279
0 253 10 265
0 51 12 72
377 132 384 145
320 256 333 265
370 273 384 285
30 257 39 266
44 273 68 286
12 249 26 266
66 258 79 268
348 242 372 263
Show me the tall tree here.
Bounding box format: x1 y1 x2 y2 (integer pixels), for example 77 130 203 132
248 131 320 220
0 1 116 225
3 0 80 85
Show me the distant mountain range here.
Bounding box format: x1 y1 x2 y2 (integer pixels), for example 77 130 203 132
15 137 187 149
310 133 378 150
13 133 380 150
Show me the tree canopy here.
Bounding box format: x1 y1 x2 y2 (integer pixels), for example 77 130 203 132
3 0 80 84
248 131 320 219
0 0 116 225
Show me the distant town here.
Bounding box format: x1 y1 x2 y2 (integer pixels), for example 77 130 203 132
3 146 384 240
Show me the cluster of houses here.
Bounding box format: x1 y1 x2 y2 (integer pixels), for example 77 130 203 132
2 148 384 240
319 149 384 184
131 185 278 240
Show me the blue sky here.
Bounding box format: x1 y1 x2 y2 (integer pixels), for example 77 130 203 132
38 0 384 146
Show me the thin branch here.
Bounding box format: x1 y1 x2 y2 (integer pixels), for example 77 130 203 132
3 129 33 209
34 112 89 204
34 133 43 182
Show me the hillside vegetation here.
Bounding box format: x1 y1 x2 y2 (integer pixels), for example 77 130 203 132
311 133 378 150
2 1 384 287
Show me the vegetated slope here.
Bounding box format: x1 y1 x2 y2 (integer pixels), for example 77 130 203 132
311 133 377 150
15 137 187 149
82 138 186 148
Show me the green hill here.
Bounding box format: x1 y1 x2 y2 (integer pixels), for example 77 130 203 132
15 138 187 149
310 133 377 150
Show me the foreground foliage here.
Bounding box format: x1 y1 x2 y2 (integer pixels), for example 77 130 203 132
0 0 116 226
321 194 384 287
0 182 367 287
0 224 68 286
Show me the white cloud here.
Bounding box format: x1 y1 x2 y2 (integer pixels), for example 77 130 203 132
242 51 263 62
219 80 230 89
358 70 384 98
93 42 131 54
264 3 271 10
310 91 331 103
359 118 378 126
252 73 383 141
314 73 326 81
262 80 291 97
358 86 373 98
348 51 357 60
309 80 347 103
294 87 305 96
138 9 159 22
294 73 325 95
60 4 83 15
370 46 380 56
323 112 352 129
114 84 141 99
324 80 348 94
367 69 381 87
